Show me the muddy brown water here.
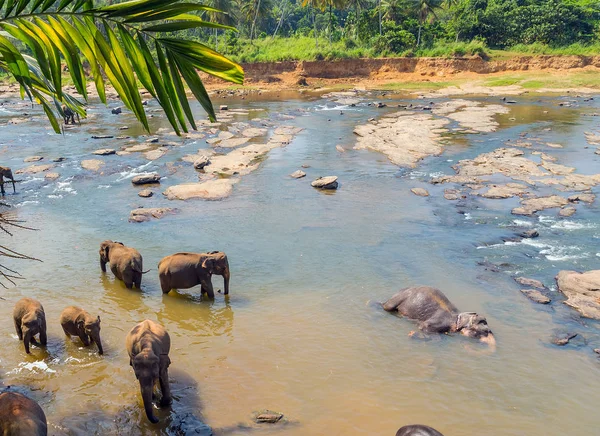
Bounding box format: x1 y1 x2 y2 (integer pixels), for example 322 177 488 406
1 92 600 435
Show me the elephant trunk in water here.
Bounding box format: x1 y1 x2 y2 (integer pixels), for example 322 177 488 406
140 380 158 424
23 330 33 354
92 333 104 355
223 265 230 295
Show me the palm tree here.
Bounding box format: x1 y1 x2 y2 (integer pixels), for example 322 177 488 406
241 0 272 41
415 0 441 45
207 0 237 50
0 0 243 135
302 0 344 45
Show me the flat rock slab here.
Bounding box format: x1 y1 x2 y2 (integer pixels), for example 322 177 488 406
480 183 528 199
92 148 116 156
124 143 152 153
163 179 238 200
556 270 600 319
311 176 338 189
551 332 578 346
559 206 576 217
512 195 569 216
138 189 153 198
255 413 283 424
444 189 460 200
218 137 249 148
410 188 429 197
131 173 161 185
91 135 114 139
129 207 177 223
519 229 539 239
81 159 104 171
24 155 43 162
242 127 268 138
145 148 167 161
336 145 345 153
44 172 60 181
568 193 595 203
515 277 546 289
16 164 54 174
290 170 306 179
455 148 547 178
521 289 551 304
193 156 211 170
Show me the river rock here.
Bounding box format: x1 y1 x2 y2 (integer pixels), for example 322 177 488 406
16 164 54 174
518 229 539 239
444 189 460 200
559 206 576 217
521 289 551 304
568 193 595 203
52 157 66 162
515 277 546 289
218 137 249 148
455 148 547 178
163 179 238 200
410 188 429 197
24 155 43 162
242 127 268 138
138 189 153 198
480 183 528 199
91 135 114 139
111 107 122 115
551 332 578 346
290 170 306 179
146 137 159 143
255 412 283 424
556 270 600 319
193 156 211 170
220 105 228 111
336 145 345 153
131 173 161 185
145 148 167 160
124 143 152 153
92 148 116 156
129 207 177 223
44 172 60 181
81 159 104 171
512 195 569 216
311 176 338 189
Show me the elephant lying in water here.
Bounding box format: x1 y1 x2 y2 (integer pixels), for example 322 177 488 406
126 319 172 424
13 297 47 354
158 251 230 298
383 286 495 346
100 240 147 289
0 391 47 435
396 425 444 436
60 306 103 355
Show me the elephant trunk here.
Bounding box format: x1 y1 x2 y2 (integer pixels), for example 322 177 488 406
100 259 107 273
92 333 104 355
10 178 15 193
223 266 230 295
141 381 159 424
23 330 32 354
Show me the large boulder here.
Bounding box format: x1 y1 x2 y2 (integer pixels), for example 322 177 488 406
556 270 600 319
311 176 338 190
131 173 161 185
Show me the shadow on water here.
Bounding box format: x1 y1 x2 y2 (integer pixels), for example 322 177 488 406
99 274 148 313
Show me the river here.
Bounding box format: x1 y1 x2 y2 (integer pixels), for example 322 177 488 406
0 90 599 435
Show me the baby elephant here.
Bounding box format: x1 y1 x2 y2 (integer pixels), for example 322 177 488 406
13 298 47 354
126 319 172 424
59 306 103 355
383 286 495 346
100 240 146 289
396 425 444 436
0 391 47 435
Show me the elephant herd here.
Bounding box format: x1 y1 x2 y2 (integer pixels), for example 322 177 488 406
0 239 490 435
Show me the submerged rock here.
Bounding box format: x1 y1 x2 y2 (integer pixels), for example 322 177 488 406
515 277 546 289
111 107 122 115
131 173 161 185
129 207 177 223
311 176 338 190
551 332 578 346
444 189 460 200
512 195 569 216
256 412 283 424
410 188 429 197
92 148 116 156
163 179 238 200
81 160 104 171
559 206 576 217
521 289 551 304
24 155 43 162
290 170 306 179
193 156 211 170
44 172 60 181
16 164 53 174
336 145 345 153
568 193 595 203
91 135 114 139
518 229 539 239
556 270 600 319
52 157 66 162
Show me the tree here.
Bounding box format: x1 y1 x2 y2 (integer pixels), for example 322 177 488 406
414 0 441 45
0 0 243 136
206 0 237 50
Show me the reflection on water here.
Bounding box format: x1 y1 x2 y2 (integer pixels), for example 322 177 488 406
1 93 600 435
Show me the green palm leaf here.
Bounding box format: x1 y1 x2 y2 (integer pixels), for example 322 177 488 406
0 0 245 134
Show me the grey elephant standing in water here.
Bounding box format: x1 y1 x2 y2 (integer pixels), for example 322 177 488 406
396 425 444 436
126 319 172 424
158 251 230 298
383 286 495 347
99 240 146 289
13 297 47 354
0 391 47 435
0 166 16 195
60 306 103 355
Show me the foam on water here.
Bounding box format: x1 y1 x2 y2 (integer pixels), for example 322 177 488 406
7 361 56 375
97 185 111 189
54 177 77 195
116 162 153 181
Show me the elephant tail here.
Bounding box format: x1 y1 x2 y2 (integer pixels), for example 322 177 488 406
141 269 151 274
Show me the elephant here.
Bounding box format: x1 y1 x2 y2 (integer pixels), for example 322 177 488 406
59 306 103 355
125 319 172 424
0 166 16 195
61 104 79 125
383 286 495 346
13 297 47 354
99 240 147 289
396 425 444 436
158 251 230 298
0 391 47 435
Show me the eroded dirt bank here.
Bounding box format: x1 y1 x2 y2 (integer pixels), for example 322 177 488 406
202 55 600 93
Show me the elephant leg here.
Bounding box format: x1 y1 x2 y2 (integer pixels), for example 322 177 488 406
39 329 47 346
134 272 141 289
159 368 172 406
14 319 23 340
160 276 171 294
78 332 90 346
0 180 5 196
61 325 71 337
201 278 214 299
125 281 133 289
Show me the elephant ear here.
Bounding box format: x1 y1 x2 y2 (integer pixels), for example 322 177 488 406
77 319 85 331
202 257 215 273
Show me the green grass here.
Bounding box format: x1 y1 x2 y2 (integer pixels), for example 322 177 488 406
481 71 600 90
482 77 522 87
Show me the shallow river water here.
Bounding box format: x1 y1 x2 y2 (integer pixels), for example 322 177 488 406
1 90 600 435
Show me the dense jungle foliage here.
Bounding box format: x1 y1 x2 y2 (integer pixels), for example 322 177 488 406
159 0 600 61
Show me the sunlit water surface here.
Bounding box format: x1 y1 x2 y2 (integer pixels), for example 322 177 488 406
1 92 600 435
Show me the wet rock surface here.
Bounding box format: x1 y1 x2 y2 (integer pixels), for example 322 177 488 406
556 270 600 319
81 160 104 171
521 289 551 304
410 188 429 197
92 148 116 156
129 207 177 223
515 277 546 289
290 170 306 179
311 176 338 189
24 155 43 162
163 179 238 200
131 173 161 185
16 164 53 174
193 156 211 170
138 189 153 198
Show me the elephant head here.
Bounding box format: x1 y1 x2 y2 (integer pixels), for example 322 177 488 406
132 351 161 424
21 313 42 353
99 240 124 272
80 315 103 355
456 312 495 345
203 251 230 295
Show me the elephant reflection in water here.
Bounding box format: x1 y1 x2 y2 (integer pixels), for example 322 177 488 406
158 295 234 338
